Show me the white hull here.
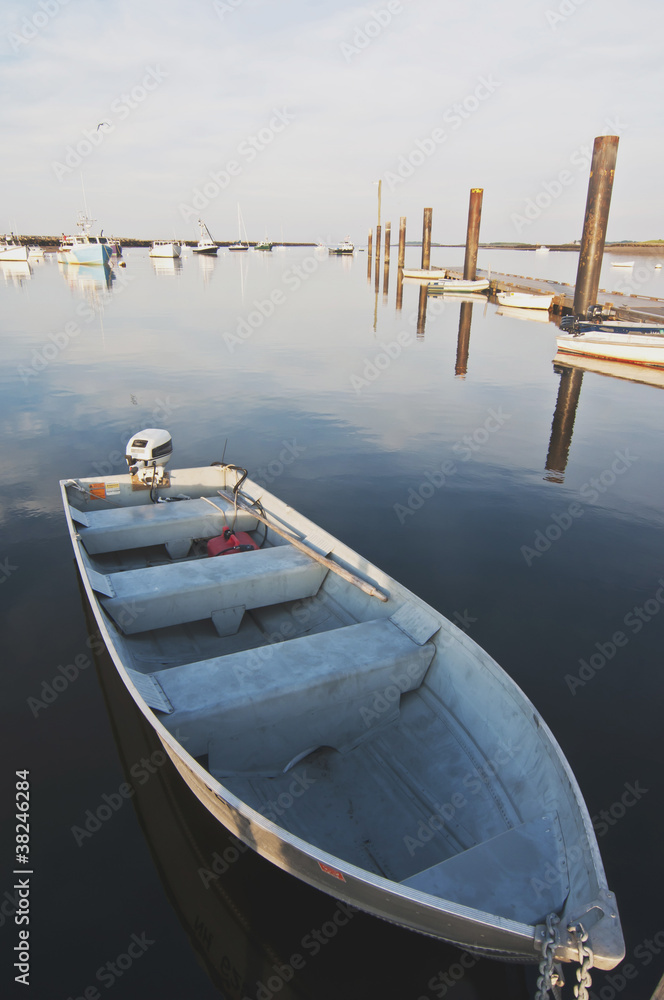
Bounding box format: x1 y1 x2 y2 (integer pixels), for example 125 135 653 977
428 278 490 293
556 331 664 367
60 462 624 972
401 268 447 279
150 242 182 258
0 243 29 262
610 261 634 267
496 292 553 310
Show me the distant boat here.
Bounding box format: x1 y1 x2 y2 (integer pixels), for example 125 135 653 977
255 239 273 251
557 316 664 367
329 239 354 255
610 260 634 267
150 241 182 259
228 241 249 251
57 215 112 266
428 277 490 294
535 246 550 253
0 237 29 263
27 245 44 261
496 291 554 310
192 221 218 256
402 267 447 279
229 204 250 250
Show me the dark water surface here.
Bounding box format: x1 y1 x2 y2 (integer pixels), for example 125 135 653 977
1 247 662 999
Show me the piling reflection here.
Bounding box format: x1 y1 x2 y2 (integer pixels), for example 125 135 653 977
545 365 584 483
455 301 473 377
82 584 528 1000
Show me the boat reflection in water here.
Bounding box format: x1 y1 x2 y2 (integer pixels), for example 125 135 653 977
84 588 528 1000
59 260 115 310
151 256 184 278
0 260 32 287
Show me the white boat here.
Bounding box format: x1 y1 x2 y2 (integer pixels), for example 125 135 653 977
496 291 554 310
255 239 273 251
228 241 249 251
535 246 550 253
57 215 112 266
610 260 634 267
59 430 624 980
557 317 664 367
428 277 490 294
329 239 354 255
402 267 447 279
149 240 182 259
228 204 249 250
192 220 218 256
27 245 44 261
0 237 29 262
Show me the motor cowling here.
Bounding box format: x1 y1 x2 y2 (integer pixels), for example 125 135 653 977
126 429 173 483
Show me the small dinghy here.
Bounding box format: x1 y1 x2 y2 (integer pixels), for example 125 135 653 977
558 315 664 368
428 277 490 294
496 291 554 311
60 430 624 982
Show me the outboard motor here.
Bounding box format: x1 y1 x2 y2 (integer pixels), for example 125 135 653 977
125 428 173 484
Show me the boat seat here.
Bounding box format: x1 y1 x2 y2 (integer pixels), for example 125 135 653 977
154 618 435 775
69 497 258 557
100 544 327 635
400 814 568 926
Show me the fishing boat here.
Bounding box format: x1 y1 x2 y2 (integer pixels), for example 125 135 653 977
59 430 624 983
0 237 29 263
402 267 447 279
192 221 218 256
149 240 182 259
535 246 550 253
496 291 554 310
428 277 490 294
329 239 354 255
57 215 113 266
557 316 664 367
255 239 273 251
27 244 44 261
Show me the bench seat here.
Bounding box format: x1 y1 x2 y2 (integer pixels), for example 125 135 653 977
100 544 327 635
155 617 435 775
70 496 258 556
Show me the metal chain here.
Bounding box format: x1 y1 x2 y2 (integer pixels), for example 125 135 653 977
535 912 560 999
569 923 594 1000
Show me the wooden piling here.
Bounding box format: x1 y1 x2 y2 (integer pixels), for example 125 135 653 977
367 229 373 278
395 268 404 310
463 188 483 281
398 216 406 269
573 135 619 318
421 208 432 269
375 224 381 274
384 222 391 267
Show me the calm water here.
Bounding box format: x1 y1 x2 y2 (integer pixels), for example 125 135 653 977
1 246 662 999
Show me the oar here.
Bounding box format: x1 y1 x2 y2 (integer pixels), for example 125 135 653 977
202 493 389 603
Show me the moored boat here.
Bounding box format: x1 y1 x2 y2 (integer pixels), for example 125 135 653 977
329 239 354 255
59 430 625 981
402 267 447 279
428 277 490 294
0 237 29 263
192 221 218 255
149 240 182 259
610 260 634 267
57 215 112 266
496 291 554 310
557 315 664 367
255 239 273 251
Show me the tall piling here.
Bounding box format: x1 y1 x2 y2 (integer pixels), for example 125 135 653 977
398 217 406 269
463 188 483 281
573 135 619 318
421 208 432 269
375 224 381 275
383 221 391 297
367 229 373 279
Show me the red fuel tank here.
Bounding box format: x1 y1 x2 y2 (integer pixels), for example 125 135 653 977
207 527 259 557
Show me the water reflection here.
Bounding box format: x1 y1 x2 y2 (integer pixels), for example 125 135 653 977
85 585 528 1000
58 260 115 309
151 256 184 278
545 365 584 483
0 260 32 287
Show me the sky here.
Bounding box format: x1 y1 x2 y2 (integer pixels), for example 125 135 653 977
1 0 663 245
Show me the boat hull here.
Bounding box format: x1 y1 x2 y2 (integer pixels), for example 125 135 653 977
193 245 218 255
557 331 664 368
0 244 29 262
57 243 112 266
428 278 490 293
402 268 447 279
60 465 624 971
496 292 553 310
149 242 182 258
